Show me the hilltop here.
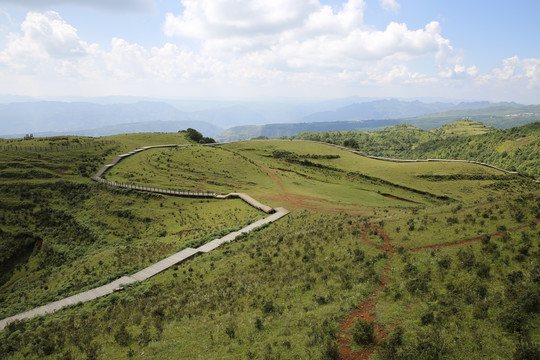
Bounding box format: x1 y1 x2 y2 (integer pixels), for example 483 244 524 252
0 130 538 359
430 119 497 137
294 120 540 179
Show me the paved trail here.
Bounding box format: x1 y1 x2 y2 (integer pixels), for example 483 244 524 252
0 145 289 331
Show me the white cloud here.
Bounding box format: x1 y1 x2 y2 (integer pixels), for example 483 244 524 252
0 11 86 72
0 5 466 97
521 58 540 87
380 0 400 12
493 56 519 80
165 0 453 71
0 6 463 94
164 0 319 38
8 6 537 101
492 56 540 87
0 0 153 12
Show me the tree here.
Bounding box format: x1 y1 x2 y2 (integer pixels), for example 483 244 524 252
180 128 216 143
184 128 203 143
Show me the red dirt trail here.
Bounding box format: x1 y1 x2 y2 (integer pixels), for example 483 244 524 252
338 224 394 360
338 217 539 359
410 218 540 252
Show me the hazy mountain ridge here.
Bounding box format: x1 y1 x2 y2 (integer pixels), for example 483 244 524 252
218 103 539 141
0 101 191 135
2 120 223 139
217 119 400 142
299 99 516 123
1 97 535 139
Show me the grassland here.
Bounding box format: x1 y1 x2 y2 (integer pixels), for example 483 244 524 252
0 131 539 360
294 120 540 180
0 134 265 320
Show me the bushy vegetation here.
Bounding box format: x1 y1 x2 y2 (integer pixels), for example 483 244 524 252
294 121 540 179
374 221 540 360
0 131 538 359
0 212 383 359
180 128 216 144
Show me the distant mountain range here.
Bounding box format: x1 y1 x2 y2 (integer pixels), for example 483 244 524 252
0 97 537 140
299 99 519 123
217 104 540 141
217 120 401 142
2 120 222 139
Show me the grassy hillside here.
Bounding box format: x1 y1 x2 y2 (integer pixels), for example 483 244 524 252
0 134 266 322
0 133 538 359
294 121 540 179
430 119 497 136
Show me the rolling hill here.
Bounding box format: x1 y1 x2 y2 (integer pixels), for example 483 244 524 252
0 131 538 359
294 120 540 179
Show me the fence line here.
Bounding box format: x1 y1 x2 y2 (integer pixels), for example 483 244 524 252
220 139 535 180
0 143 289 330
0 140 115 152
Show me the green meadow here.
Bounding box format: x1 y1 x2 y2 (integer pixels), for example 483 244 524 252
0 126 538 359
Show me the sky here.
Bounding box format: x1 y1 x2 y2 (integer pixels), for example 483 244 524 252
0 0 538 103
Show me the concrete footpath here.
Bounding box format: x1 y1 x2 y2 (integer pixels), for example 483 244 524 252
0 144 290 331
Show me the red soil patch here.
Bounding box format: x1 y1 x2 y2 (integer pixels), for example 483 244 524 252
358 224 398 254
261 165 364 215
338 225 395 360
338 262 391 360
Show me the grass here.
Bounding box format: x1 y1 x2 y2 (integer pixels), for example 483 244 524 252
0 182 264 319
221 140 530 205
430 119 497 137
1 212 385 359
0 132 538 360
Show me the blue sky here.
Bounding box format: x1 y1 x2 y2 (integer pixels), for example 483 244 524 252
0 0 538 103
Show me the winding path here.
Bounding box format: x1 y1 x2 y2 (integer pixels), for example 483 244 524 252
1 140 537 331
0 144 289 331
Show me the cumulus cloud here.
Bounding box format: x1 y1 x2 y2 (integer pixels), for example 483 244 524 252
0 10 221 88
165 0 453 71
380 0 400 12
2 4 510 98
0 0 153 12
0 11 86 68
164 0 318 38
492 56 540 87
521 58 540 87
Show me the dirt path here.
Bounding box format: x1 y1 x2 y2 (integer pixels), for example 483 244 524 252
338 224 395 359
338 216 539 359
410 218 540 252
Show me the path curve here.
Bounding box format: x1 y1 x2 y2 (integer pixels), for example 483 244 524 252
0 144 289 331
215 139 539 182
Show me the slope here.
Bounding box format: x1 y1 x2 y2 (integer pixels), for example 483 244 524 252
0 134 538 360
294 121 540 179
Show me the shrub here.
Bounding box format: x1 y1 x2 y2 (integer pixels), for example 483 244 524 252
457 247 476 268
420 312 435 326
262 300 275 314
114 325 132 347
352 319 374 346
378 326 404 360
